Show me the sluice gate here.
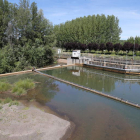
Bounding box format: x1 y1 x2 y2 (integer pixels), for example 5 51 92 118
35 70 140 109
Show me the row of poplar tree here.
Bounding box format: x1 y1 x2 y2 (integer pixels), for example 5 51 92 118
54 14 122 47
0 0 56 73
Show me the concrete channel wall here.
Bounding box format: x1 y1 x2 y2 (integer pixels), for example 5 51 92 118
67 57 140 75
35 70 140 109
0 64 75 77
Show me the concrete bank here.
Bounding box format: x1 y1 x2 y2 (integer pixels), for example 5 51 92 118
0 64 74 77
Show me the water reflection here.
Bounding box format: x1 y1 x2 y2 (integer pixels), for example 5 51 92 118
0 73 59 103
43 66 140 104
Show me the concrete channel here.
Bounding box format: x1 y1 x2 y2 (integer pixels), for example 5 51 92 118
35 70 140 109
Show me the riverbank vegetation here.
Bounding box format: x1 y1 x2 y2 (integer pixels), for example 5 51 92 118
0 0 56 74
0 98 19 109
0 78 35 96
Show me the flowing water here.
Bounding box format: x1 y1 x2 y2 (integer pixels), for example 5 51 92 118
1 66 140 140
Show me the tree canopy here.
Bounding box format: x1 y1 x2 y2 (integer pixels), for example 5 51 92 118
0 0 56 73
54 14 122 47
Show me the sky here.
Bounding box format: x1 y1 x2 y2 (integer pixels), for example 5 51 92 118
9 0 140 40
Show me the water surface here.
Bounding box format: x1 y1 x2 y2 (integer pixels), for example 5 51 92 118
1 67 140 140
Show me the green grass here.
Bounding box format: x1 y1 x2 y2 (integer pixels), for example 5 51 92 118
3 97 12 104
9 100 19 107
12 86 26 96
14 78 35 90
0 82 11 92
12 78 35 96
0 97 19 107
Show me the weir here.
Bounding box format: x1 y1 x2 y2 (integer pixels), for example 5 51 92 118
35 69 140 109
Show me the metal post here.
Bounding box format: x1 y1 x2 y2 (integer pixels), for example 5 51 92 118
126 51 127 65
133 38 135 60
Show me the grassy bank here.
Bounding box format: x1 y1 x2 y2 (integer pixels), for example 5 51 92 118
0 78 35 96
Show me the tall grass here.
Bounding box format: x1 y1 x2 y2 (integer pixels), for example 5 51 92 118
0 82 11 92
12 78 35 96
3 97 12 104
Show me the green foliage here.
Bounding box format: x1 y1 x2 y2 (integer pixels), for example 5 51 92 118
12 78 35 96
12 86 26 96
0 0 56 74
136 51 140 56
0 81 11 92
9 100 19 107
14 78 35 90
3 97 12 104
54 14 122 47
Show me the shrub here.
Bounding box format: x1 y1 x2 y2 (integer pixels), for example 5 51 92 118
12 87 26 96
12 78 35 96
14 78 35 90
0 82 11 92
9 100 19 107
136 51 140 56
3 98 12 104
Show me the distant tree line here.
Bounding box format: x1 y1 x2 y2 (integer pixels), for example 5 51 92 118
0 0 56 74
54 14 122 47
63 41 140 54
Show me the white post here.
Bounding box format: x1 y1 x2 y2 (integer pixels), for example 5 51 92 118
133 38 135 60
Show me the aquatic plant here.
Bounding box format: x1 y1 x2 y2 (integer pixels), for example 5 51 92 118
12 78 35 96
14 78 35 90
0 106 2 109
9 100 19 107
3 98 12 104
0 82 11 92
12 87 26 96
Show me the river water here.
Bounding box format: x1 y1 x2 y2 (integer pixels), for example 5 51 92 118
1 66 140 140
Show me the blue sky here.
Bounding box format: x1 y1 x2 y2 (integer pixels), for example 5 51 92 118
9 0 140 40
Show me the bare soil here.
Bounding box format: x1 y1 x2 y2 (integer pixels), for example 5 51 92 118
0 102 71 140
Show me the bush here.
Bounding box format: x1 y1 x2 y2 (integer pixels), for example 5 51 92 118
12 87 26 96
3 98 12 104
0 82 11 92
127 51 133 56
9 100 19 107
14 78 35 90
12 78 35 96
136 51 140 56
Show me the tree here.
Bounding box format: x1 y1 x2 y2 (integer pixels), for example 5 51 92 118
92 43 98 51
113 43 122 53
106 42 113 52
0 0 10 48
99 43 106 52
123 42 133 53
54 14 122 47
